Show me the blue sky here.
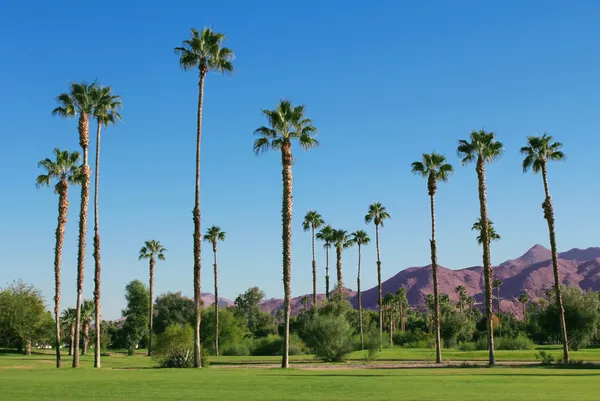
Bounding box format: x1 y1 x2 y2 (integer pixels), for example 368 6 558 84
1 0 599 319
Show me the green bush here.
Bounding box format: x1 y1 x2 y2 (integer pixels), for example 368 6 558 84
159 348 193 368
536 350 554 365
304 313 354 362
457 342 476 351
221 339 252 356
495 335 534 351
201 348 210 367
153 324 194 368
251 334 307 356
392 330 435 348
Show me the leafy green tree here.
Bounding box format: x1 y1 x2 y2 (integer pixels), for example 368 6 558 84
175 28 234 368
90 84 122 368
253 99 319 368
52 82 96 367
233 287 277 337
316 225 334 299
472 218 501 245
411 152 453 363
153 292 195 334
80 299 95 355
36 148 81 367
521 133 570 362
364 202 390 348
457 129 503 366
303 211 325 306
349 230 370 349
203 226 226 355
200 308 249 355
122 280 150 354
139 240 167 356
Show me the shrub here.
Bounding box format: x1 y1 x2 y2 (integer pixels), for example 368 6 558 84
305 313 354 362
393 330 435 348
153 324 194 368
221 339 252 356
364 331 381 361
251 334 307 356
201 348 210 367
457 342 476 351
159 348 193 368
536 350 554 365
495 335 534 351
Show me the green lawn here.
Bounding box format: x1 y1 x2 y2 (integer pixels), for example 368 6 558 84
2 351 600 400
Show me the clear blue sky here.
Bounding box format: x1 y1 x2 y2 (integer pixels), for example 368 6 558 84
1 0 599 319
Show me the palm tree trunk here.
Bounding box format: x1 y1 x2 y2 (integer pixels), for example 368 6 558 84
213 242 219 357
73 112 90 368
311 226 317 306
429 193 442 364
325 247 330 300
376 224 383 350
497 286 500 315
389 314 393 346
357 244 364 350
82 322 89 355
193 69 207 368
53 181 69 368
69 323 74 356
280 140 293 369
25 339 31 355
148 257 155 356
336 247 343 290
476 157 495 366
541 164 569 363
93 121 102 368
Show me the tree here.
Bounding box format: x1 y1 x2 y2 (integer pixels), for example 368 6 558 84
492 279 503 315
303 211 325 306
138 240 167 356
80 300 94 355
175 27 234 368
203 226 226 356
519 292 529 323
90 84 122 368
330 229 352 291
521 133 570 363
349 230 370 349
383 292 397 346
316 225 334 299
52 82 96 367
411 152 453 363
472 218 501 245
233 287 277 338
153 292 195 335
253 99 319 368
395 288 408 332
61 308 77 356
466 296 476 311
365 202 391 349
36 148 81 367
455 286 467 313
122 280 150 353
457 129 503 366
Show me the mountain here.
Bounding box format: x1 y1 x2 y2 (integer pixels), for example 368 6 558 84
200 293 233 307
260 288 357 315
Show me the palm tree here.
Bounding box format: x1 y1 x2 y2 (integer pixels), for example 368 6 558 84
330 229 352 291
138 240 167 357
492 279 503 315
89 84 122 368
455 285 467 313
316 225 334 299
36 149 81 368
466 296 476 311
203 226 226 356
383 292 397 346
365 202 391 348
519 292 529 323
253 99 319 368
396 288 408 332
52 82 96 368
521 133 569 362
303 211 324 306
175 27 234 368
411 152 453 363
80 300 94 355
350 230 370 349
457 129 503 366
472 218 501 245
61 308 77 356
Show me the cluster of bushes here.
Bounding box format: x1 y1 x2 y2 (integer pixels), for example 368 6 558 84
458 335 534 351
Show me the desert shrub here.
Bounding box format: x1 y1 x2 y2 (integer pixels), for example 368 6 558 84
251 333 307 356
305 313 354 362
364 330 382 361
221 338 253 356
393 329 434 348
495 335 534 351
153 324 194 368
160 348 193 368
536 350 554 365
201 348 210 367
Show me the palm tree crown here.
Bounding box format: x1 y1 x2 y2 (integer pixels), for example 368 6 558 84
91 85 122 127
350 230 370 247
175 27 235 75
302 210 324 232
411 153 454 196
253 100 319 155
519 292 529 304
203 226 226 244
520 133 565 173
457 130 504 165
472 218 501 245
331 229 352 249
139 240 167 261
36 149 81 191
316 225 334 248
364 202 391 226
52 82 97 119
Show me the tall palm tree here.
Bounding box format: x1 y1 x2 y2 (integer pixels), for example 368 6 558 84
138 240 167 357
253 99 319 368
330 229 352 291
175 27 234 368
383 292 397 346
316 225 334 299
52 82 96 368
80 300 94 356
90 84 122 368
521 133 569 363
350 230 370 349
457 129 503 366
455 285 467 313
36 149 81 368
303 211 324 306
519 292 529 323
411 152 453 363
472 218 501 245
396 288 408 332
466 296 476 311
61 308 77 356
492 279 503 315
203 226 226 356
365 202 391 348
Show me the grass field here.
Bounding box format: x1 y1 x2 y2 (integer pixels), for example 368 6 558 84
2 349 600 400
